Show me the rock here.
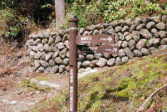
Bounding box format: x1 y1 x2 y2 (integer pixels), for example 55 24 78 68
40 52 45 60
79 28 85 34
30 33 39 39
134 17 142 24
151 28 158 34
63 58 69 65
130 24 136 31
132 31 140 41
159 45 167 50
86 54 94 60
141 48 150 55
83 31 90 36
53 52 59 58
26 39 35 46
41 31 50 38
91 60 97 67
57 43 65 50
106 28 115 34
133 49 142 57
118 33 125 40
124 32 130 36
55 57 62 64
33 31 49 38
136 24 145 30
78 62 82 68
79 68 85 73
161 15 167 23
146 21 155 29
43 44 51 51
122 56 129 63
52 66 58 73
115 26 122 32
45 67 52 73
124 47 134 58
29 51 35 58
48 37 54 44
94 53 103 59
115 57 122 65
147 38 160 47
34 60 40 69
104 53 111 58
59 49 67 58
156 22 166 30
66 52 69 57
122 26 129 32
59 65 65 73
124 18 132 25
45 53 52 61
34 52 41 59
141 18 148 23
118 49 126 56
96 58 107 67
161 38 167 45
82 61 91 67
93 30 99 35
125 34 132 41
37 67 44 72
136 39 147 49
150 16 160 22
42 39 48 44
37 44 44 51
122 41 128 48
40 60 49 67
149 47 157 53
49 59 55 66
117 41 122 48
64 40 68 47
78 54 85 61
86 25 96 30
106 25 115 32
158 31 167 38
55 36 62 43
140 29 152 38
128 39 136 50
107 58 115 66
36 38 42 43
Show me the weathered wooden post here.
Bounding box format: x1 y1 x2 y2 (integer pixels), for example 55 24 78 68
69 16 79 112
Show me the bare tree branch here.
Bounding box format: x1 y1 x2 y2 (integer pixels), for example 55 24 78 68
136 83 167 112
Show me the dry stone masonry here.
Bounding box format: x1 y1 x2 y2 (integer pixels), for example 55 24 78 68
26 15 167 74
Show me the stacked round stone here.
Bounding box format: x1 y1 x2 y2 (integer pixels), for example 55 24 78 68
26 15 167 74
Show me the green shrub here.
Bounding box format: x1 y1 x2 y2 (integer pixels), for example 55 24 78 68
0 9 30 42
0 0 19 9
67 0 164 27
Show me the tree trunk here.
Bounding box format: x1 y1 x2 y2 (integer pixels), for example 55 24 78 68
55 0 65 29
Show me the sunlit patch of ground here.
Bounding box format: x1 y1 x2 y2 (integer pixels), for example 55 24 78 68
32 50 167 112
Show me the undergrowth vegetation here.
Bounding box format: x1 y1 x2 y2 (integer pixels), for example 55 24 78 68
32 54 167 112
0 0 167 44
67 0 167 27
0 9 34 43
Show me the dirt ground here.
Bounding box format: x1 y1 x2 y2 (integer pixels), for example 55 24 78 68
0 42 68 112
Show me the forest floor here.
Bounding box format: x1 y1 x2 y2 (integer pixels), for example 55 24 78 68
0 42 69 112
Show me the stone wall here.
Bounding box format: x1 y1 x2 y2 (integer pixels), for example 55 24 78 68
26 15 167 74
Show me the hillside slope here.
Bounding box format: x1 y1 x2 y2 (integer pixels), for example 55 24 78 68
32 50 167 112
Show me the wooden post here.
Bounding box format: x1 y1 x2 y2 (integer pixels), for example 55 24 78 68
69 16 78 112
